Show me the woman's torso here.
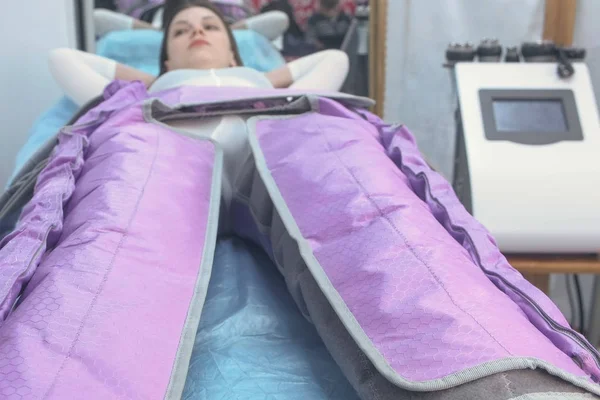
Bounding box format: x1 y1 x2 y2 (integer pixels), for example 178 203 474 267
148 67 273 220
148 67 272 93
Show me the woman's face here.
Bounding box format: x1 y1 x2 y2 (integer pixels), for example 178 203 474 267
164 7 237 72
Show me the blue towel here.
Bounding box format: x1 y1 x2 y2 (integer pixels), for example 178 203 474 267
9 29 285 185
183 237 358 400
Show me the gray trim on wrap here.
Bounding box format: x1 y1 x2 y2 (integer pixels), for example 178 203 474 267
0 159 47 221
141 117 223 400
231 193 313 321
4 134 56 190
4 110 107 193
510 393 597 400
244 115 600 396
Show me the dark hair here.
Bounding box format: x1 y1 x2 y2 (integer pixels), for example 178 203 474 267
159 0 243 75
320 0 340 11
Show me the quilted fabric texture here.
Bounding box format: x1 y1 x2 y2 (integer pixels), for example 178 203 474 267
0 97 217 399
0 132 85 324
253 103 594 383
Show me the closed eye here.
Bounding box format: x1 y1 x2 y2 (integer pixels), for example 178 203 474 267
172 21 192 36
173 28 189 37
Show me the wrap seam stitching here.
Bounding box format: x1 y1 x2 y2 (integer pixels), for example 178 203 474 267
315 120 512 356
502 373 515 397
42 128 160 399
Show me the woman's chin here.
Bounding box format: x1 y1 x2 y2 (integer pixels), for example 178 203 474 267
187 54 231 70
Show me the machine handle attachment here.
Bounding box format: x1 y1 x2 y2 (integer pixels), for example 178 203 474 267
556 48 576 79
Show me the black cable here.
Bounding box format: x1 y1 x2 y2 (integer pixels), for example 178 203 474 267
573 274 585 334
566 274 577 327
556 48 575 79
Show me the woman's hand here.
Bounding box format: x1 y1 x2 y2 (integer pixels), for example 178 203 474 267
265 66 293 89
231 20 247 30
115 64 156 87
266 50 349 91
132 18 158 31
49 48 156 106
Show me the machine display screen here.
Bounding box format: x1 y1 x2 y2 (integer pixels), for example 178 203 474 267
492 100 567 132
479 89 583 144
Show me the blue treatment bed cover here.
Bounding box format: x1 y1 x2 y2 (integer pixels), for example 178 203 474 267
9 30 356 399
185 238 358 399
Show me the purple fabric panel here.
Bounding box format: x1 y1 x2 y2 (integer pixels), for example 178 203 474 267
0 81 352 325
72 81 148 129
317 97 371 119
0 132 87 324
254 113 585 381
0 81 145 326
0 82 148 327
0 116 215 399
375 117 600 380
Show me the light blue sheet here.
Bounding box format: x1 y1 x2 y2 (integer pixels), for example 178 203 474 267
183 237 358 400
9 29 285 185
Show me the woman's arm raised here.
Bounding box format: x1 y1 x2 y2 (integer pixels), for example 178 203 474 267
232 11 289 41
265 49 349 91
48 48 154 106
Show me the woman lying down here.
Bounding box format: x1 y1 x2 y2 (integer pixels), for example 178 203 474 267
51 5 347 108
3 0 596 399
50 0 348 202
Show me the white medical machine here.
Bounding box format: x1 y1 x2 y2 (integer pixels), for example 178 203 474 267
449 42 600 253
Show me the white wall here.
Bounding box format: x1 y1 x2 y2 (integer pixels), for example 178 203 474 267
561 0 600 334
383 0 545 180
574 0 600 118
0 0 77 187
